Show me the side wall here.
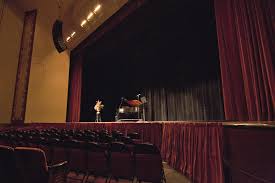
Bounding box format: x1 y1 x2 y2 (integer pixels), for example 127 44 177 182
25 1 70 123
0 1 24 124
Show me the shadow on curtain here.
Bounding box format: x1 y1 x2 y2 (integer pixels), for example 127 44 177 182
144 80 224 121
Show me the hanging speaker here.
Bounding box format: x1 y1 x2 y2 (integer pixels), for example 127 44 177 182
52 19 67 53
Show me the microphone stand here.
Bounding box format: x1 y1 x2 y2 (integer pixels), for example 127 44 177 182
136 94 141 120
116 98 124 121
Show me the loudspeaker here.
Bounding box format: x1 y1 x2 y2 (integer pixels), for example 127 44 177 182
52 20 67 53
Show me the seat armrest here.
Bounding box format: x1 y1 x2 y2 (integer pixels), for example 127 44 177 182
48 161 68 170
48 161 68 183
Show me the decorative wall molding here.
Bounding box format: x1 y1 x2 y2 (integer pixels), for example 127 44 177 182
11 10 37 124
0 0 6 30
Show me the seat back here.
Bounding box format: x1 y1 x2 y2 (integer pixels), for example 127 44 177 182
0 133 10 146
15 147 48 183
110 142 134 180
0 145 17 183
112 130 124 141
86 142 108 176
51 139 68 164
68 140 87 171
135 143 160 154
121 136 134 145
127 132 140 140
135 143 164 182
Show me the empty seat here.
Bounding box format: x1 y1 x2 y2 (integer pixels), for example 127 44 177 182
112 130 124 141
109 142 134 182
0 145 17 183
67 140 87 183
38 137 53 164
50 138 68 165
86 142 109 177
68 140 87 172
14 147 68 183
134 143 166 183
127 132 140 140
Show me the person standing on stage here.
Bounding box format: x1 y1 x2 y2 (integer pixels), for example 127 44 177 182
94 100 104 122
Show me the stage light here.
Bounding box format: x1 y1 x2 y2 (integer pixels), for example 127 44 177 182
94 4 101 13
87 12 94 21
81 20 87 27
71 31 76 37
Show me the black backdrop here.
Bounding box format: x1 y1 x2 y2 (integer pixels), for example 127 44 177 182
80 0 221 121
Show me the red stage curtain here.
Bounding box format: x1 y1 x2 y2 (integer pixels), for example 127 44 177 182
215 0 275 121
161 122 224 183
67 54 83 122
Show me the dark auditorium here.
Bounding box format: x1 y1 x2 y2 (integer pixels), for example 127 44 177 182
0 0 274 183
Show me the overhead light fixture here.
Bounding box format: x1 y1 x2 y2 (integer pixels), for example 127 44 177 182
94 4 101 13
66 31 76 42
71 31 76 37
87 12 94 21
81 20 87 27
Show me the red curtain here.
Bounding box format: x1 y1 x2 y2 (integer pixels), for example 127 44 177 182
66 54 83 122
161 122 224 183
215 0 275 121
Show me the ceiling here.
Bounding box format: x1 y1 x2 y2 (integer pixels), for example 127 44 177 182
13 0 128 50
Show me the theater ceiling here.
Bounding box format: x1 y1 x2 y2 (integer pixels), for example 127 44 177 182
13 0 128 50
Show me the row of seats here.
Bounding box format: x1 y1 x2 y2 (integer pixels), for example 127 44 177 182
1 128 141 145
0 142 165 183
0 127 166 183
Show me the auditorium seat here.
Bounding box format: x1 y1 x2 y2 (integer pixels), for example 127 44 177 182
112 130 124 141
68 140 87 172
121 135 132 143
0 145 17 183
0 133 10 146
38 137 53 164
128 132 142 144
99 134 113 144
134 143 166 183
86 142 109 181
51 138 69 165
14 147 68 183
67 140 87 183
109 142 134 182
127 132 140 140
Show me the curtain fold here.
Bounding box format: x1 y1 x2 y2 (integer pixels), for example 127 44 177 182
161 122 224 183
66 54 83 122
144 80 224 121
215 0 275 121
